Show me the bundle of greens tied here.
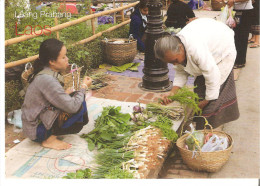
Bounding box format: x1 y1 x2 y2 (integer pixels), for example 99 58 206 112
160 86 202 116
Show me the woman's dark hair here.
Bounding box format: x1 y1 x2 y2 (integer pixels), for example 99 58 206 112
139 0 148 9
134 0 148 12
131 0 148 17
28 38 64 82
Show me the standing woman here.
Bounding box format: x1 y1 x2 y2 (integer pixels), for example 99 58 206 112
165 0 195 29
129 0 148 52
227 0 253 69
22 38 92 150
248 0 260 48
154 18 240 130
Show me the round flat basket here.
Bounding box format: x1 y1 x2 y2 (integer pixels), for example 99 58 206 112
101 38 137 66
211 0 225 11
176 130 233 172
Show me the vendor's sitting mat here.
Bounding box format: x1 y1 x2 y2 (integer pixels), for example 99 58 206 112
5 97 184 179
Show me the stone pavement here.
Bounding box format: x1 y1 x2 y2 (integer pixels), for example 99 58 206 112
92 75 167 104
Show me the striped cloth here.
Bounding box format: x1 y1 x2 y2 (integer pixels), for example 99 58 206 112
193 71 240 130
251 25 260 35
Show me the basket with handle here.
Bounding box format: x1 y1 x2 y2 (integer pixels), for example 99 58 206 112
21 63 83 91
101 35 137 66
61 64 83 91
21 63 34 88
176 117 234 172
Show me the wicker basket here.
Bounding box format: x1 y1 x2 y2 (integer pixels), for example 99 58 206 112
61 64 83 91
21 63 83 91
176 125 233 173
211 0 225 11
101 38 137 66
21 63 33 88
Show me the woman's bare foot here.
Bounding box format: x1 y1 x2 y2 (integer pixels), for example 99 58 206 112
41 135 71 150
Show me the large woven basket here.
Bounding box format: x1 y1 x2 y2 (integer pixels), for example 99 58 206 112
211 0 225 11
176 128 233 173
101 38 137 66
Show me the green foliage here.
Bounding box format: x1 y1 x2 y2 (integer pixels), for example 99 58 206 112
93 148 134 178
81 106 131 151
167 86 202 115
5 80 24 113
151 115 179 142
130 115 179 142
62 168 92 179
104 167 134 179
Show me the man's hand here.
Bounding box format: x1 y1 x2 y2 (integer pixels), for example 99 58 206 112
198 99 209 109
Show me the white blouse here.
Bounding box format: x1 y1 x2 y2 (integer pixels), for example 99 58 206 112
234 0 253 10
174 18 237 101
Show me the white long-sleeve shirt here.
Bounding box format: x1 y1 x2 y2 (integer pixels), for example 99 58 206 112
174 18 237 100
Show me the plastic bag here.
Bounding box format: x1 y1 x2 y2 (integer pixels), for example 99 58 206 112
7 109 23 133
201 134 229 152
185 124 205 151
220 5 229 24
226 8 236 28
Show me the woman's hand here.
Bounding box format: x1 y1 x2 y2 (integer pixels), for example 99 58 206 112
160 86 181 105
65 87 75 95
161 93 174 105
227 0 234 8
82 76 93 87
198 99 209 109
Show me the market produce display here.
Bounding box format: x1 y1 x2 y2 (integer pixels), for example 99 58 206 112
63 87 202 179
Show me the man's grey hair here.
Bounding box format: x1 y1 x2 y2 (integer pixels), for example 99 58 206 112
154 35 182 61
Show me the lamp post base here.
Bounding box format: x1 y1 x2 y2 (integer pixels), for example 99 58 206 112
138 82 173 93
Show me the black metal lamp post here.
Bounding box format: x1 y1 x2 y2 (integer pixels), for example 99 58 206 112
139 0 172 92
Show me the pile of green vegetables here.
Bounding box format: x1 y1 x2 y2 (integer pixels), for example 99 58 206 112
81 106 131 151
63 104 180 179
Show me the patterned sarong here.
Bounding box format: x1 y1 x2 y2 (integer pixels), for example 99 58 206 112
193 71 240 129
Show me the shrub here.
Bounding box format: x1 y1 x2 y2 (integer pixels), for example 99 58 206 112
5 80 24 114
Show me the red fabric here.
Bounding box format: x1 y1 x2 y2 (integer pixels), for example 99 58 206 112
59 3 78 14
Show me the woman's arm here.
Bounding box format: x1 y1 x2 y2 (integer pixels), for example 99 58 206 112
39 75 85 114
130 16 145 51
226 0 250 7
193 45 221 101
